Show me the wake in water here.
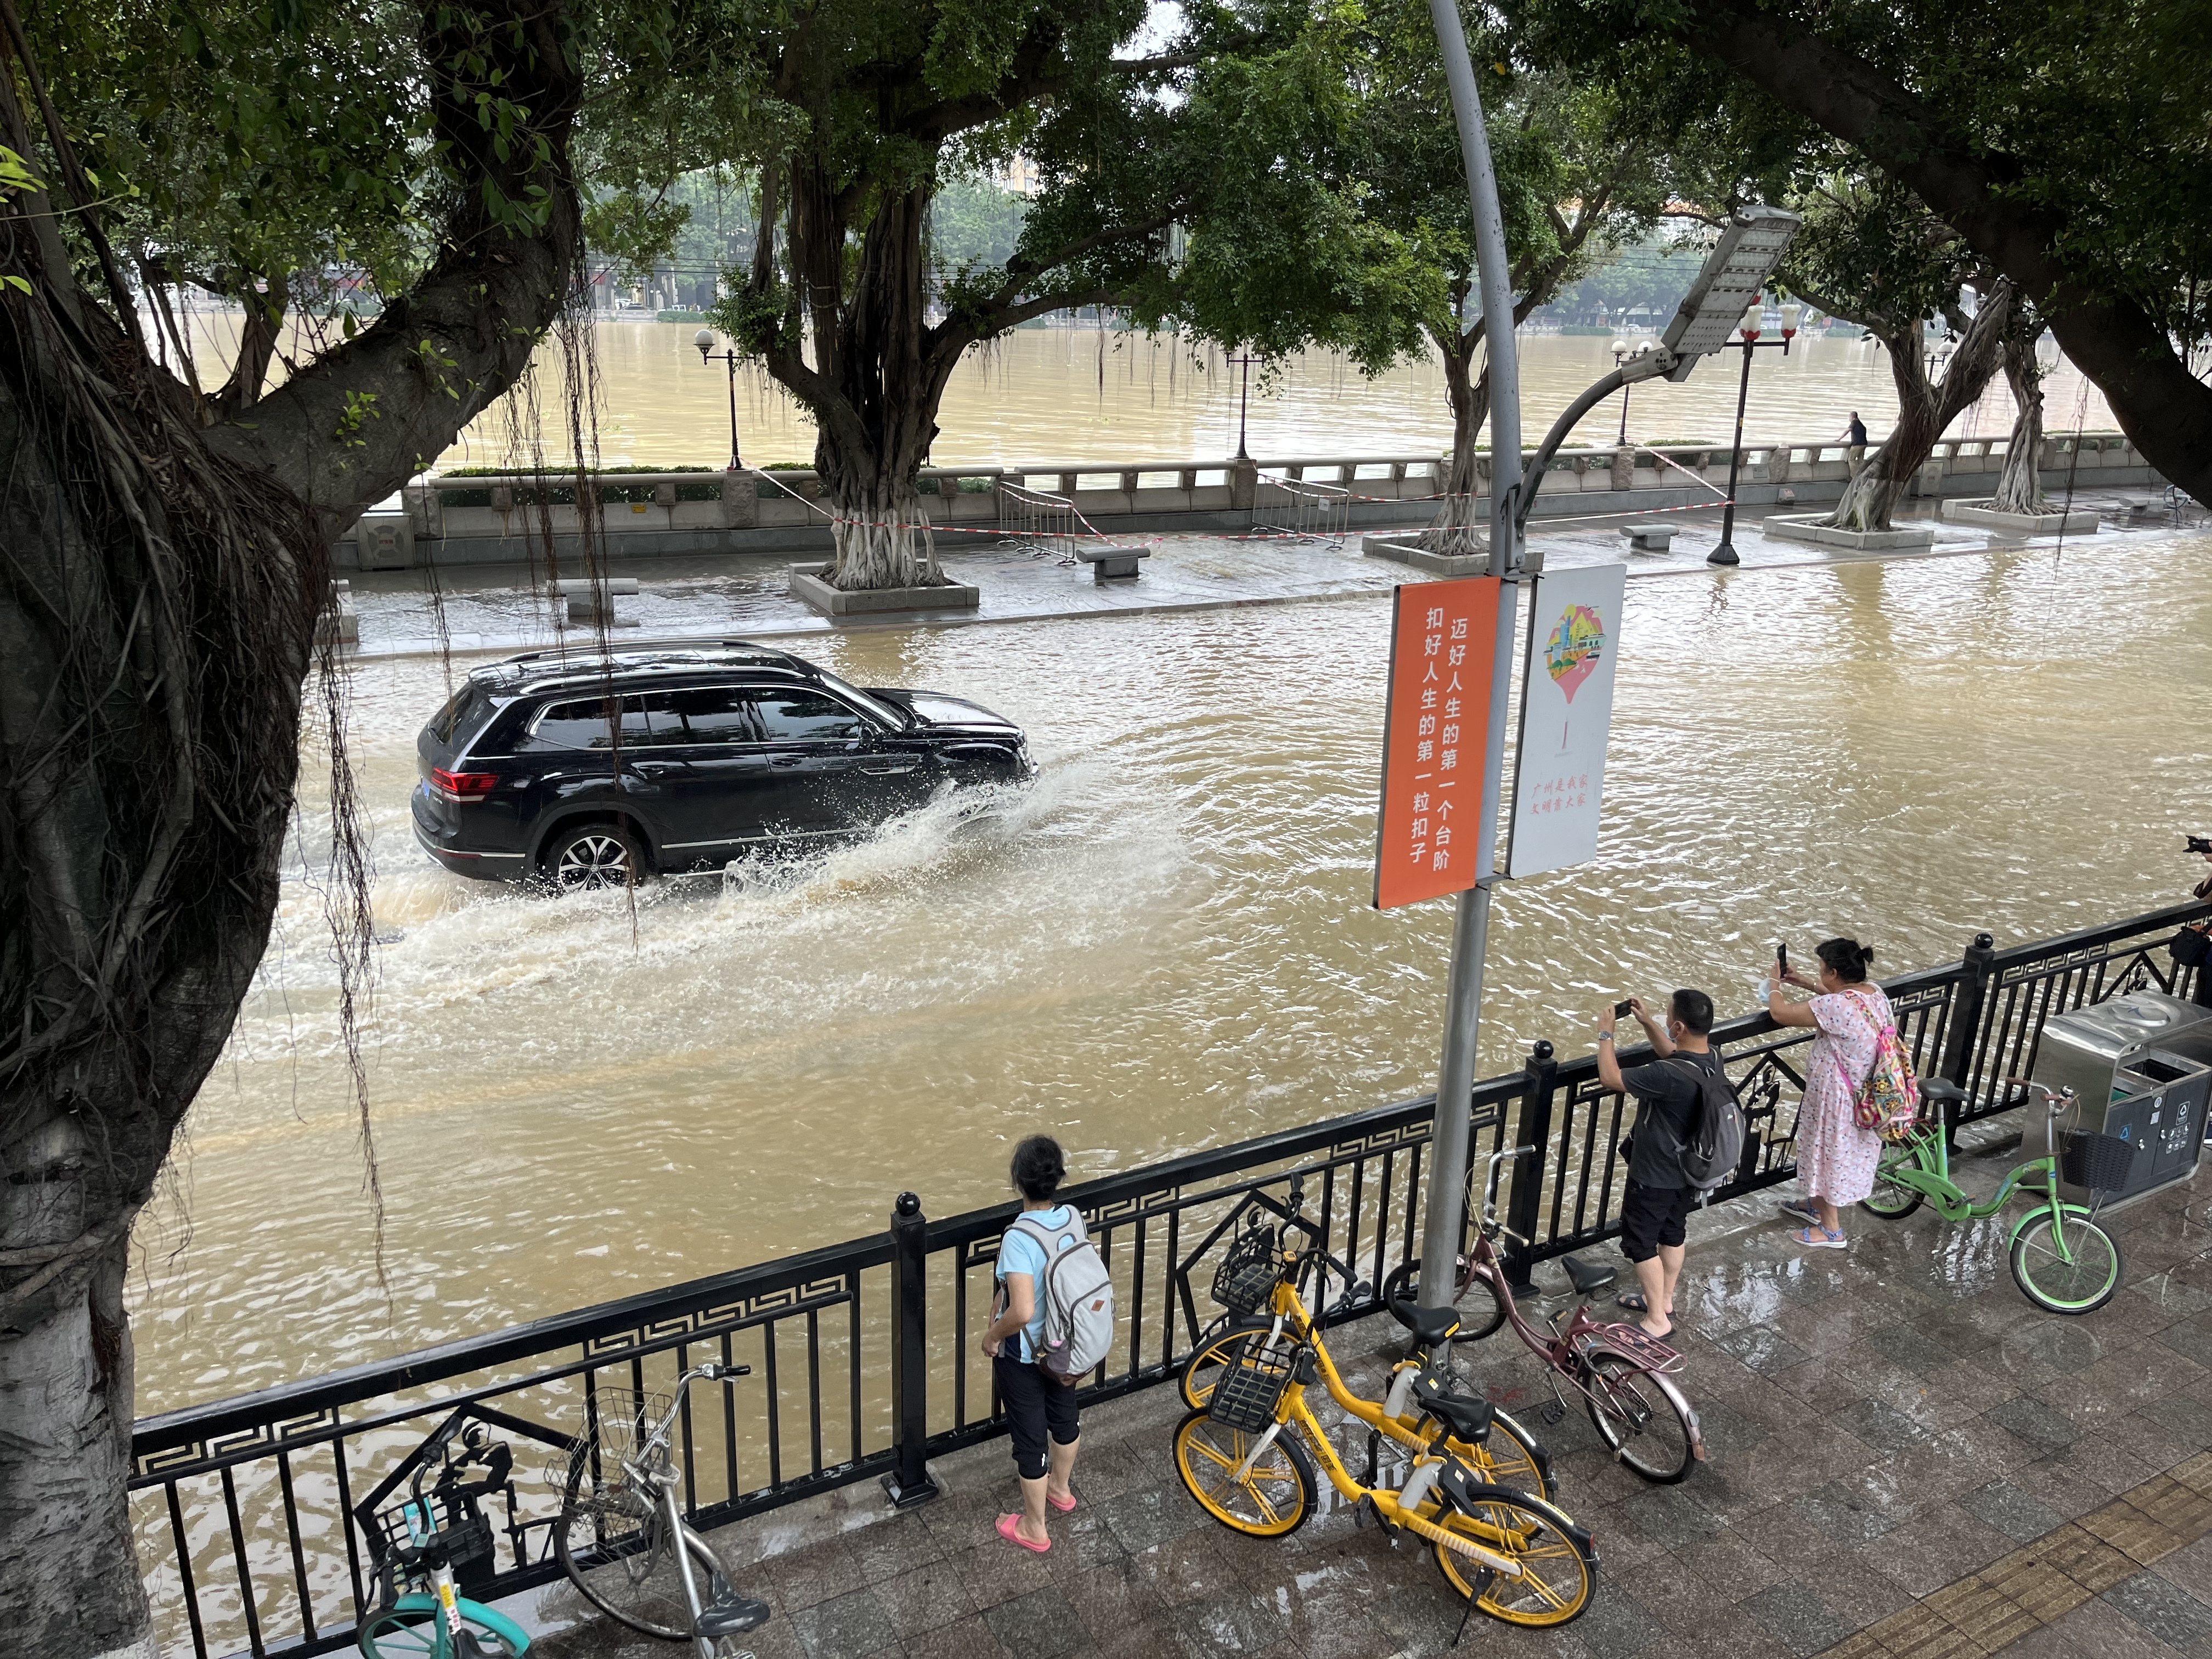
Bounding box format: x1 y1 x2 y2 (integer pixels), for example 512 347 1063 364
232 751 1184 1065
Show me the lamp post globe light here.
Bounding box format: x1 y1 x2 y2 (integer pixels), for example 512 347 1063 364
1707 296 1800 566
695 328 744 471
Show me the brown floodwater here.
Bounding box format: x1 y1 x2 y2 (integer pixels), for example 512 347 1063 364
131 527 2209 1415
171 312 2115 472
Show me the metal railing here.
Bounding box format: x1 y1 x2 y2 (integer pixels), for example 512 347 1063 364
1251 472 1352 544
995 480 1080 563
130 898 2208 1657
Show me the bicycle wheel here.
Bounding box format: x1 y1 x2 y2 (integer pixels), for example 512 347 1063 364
1580 1349 1697 1483
1444 1406 1553 1505
2010 1207 2123 1314
1379 1259 1509 1343
357 1602 525 1657
1173 1408 1316 1537
1429 1486 1596 1627
1860 1147 1925 1219
1180 1318 1282 1411
555 1440 729 1638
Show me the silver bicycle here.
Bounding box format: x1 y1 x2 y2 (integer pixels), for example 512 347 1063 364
553 1362 770 1656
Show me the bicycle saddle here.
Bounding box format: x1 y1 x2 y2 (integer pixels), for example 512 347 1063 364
1560 1254 1617 1295
1921 1077 1967 1105
1386 1297 1462 1348
1409 1370 1494 1443
696 1590 772 1638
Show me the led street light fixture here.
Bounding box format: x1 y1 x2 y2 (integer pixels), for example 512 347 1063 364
1618 206 1803 385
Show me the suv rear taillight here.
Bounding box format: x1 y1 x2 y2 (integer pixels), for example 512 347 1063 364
430 768 498 802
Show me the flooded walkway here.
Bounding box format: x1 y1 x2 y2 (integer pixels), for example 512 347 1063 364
520 1134 2212 1659
336 494 2163 660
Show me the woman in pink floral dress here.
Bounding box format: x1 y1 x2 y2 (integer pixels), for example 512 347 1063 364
1763 938 1887 1249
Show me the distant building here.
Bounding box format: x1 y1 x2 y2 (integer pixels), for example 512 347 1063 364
995 155 1041 198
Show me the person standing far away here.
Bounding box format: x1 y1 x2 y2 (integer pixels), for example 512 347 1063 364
1841 411 1869 467
979 1135 1082 1553
1595 991 1723 1340
1766 938 1889 1249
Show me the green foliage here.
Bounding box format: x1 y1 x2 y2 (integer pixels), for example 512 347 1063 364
1154 0 1763 389
1777 173 1974 342
1503 0 2212 351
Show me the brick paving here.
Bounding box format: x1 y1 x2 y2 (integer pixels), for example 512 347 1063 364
526 1134 2212 1659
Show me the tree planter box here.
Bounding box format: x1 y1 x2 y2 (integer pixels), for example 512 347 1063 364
1939 498 2101 534
789 563 980 616
1759 514 1936 552
1361 532 1488 577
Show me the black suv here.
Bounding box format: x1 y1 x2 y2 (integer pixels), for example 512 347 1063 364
412 640 1034 891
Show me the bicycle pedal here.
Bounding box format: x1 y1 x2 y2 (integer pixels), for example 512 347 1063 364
1538 1402 1566 1425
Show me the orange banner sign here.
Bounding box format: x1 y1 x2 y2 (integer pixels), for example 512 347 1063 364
1373 578 1503 910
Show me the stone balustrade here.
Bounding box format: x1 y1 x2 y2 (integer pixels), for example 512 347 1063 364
352 433 2158 569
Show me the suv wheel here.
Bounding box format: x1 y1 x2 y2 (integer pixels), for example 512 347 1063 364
544 823 649 894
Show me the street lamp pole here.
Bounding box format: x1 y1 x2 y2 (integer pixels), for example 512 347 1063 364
1227 353 1259 459
1707 301 1799 566
693 329 743 470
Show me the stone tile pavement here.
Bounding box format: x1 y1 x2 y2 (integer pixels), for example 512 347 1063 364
523 1136 2212 1659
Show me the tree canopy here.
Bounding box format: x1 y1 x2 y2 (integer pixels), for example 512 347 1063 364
1503 0 2212 501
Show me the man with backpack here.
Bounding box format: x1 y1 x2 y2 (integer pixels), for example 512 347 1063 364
979 1135 1114 1554
1596 990 1735 1341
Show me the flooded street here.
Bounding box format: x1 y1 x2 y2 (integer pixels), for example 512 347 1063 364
131 531 2212 1414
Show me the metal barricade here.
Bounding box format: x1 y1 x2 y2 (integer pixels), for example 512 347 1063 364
1252 473 1351 545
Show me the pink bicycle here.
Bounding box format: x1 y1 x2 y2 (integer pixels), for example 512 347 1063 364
1381 1147 1706 1484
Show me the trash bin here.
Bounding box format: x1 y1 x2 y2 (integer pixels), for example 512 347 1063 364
2027 991 2212 1207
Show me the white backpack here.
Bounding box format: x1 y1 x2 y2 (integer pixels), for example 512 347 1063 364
1008 1211 1115 1383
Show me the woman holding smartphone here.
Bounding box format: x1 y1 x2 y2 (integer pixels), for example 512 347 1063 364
1763 938 1888 1249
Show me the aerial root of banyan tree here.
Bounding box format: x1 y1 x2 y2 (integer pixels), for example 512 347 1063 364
828 497 949 590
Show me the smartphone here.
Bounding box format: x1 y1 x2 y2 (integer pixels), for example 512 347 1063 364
1613 999 1634 1019
1776 941 1788 974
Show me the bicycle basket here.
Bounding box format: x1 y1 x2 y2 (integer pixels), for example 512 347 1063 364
544 1386 669 1497
2059 1130 2137 1194
370 1488 493 1574
1211 1224 1283 1316
1205 1340 1297 1433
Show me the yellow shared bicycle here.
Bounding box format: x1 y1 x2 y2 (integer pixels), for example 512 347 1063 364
1170 1187 1596 1629
1177 1186 1555 1503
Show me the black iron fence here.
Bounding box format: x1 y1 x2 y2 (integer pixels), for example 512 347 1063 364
130 899 2208 1657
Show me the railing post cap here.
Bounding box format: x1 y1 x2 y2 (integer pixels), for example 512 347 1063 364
1531 1039 1554 1062
895 1191 922 1218
1973 932 1994 950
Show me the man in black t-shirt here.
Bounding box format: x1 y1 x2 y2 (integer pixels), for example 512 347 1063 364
1596 989 1722 1340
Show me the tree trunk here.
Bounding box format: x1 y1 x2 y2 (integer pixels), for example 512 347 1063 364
775 170 958 590
0 1 584 1650
1420 330 1488 555
1683 0 2212 507
1824 280 2011 531
1991 334 2047 515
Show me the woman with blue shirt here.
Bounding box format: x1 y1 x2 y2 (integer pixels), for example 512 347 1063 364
979 1136 1084 1552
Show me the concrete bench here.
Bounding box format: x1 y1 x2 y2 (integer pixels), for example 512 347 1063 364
1076 544 1150 582
549 576 640 625
1619 522 1675 553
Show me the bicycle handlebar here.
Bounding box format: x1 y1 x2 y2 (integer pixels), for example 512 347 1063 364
2005 1079 2080 1118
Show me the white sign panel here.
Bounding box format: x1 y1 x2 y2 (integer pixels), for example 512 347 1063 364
1506 563 1626 879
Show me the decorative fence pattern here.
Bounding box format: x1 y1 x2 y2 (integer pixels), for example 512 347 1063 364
131 899 2208 1657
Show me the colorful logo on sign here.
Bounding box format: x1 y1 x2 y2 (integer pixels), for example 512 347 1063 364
1545 605 1606 703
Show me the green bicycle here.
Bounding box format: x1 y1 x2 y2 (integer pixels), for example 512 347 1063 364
1860 1077 2126 1314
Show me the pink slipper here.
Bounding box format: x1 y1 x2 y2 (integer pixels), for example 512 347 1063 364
996 1512 1051 1554
1048 1490 1077 1514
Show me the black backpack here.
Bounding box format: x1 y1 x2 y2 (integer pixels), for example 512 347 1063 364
1672 1055 1746 1193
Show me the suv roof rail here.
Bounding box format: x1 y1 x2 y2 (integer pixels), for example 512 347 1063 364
470 637 803 682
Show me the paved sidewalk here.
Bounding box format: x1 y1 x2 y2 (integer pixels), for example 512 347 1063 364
339 494 2169 662
523 1135 2212 1659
